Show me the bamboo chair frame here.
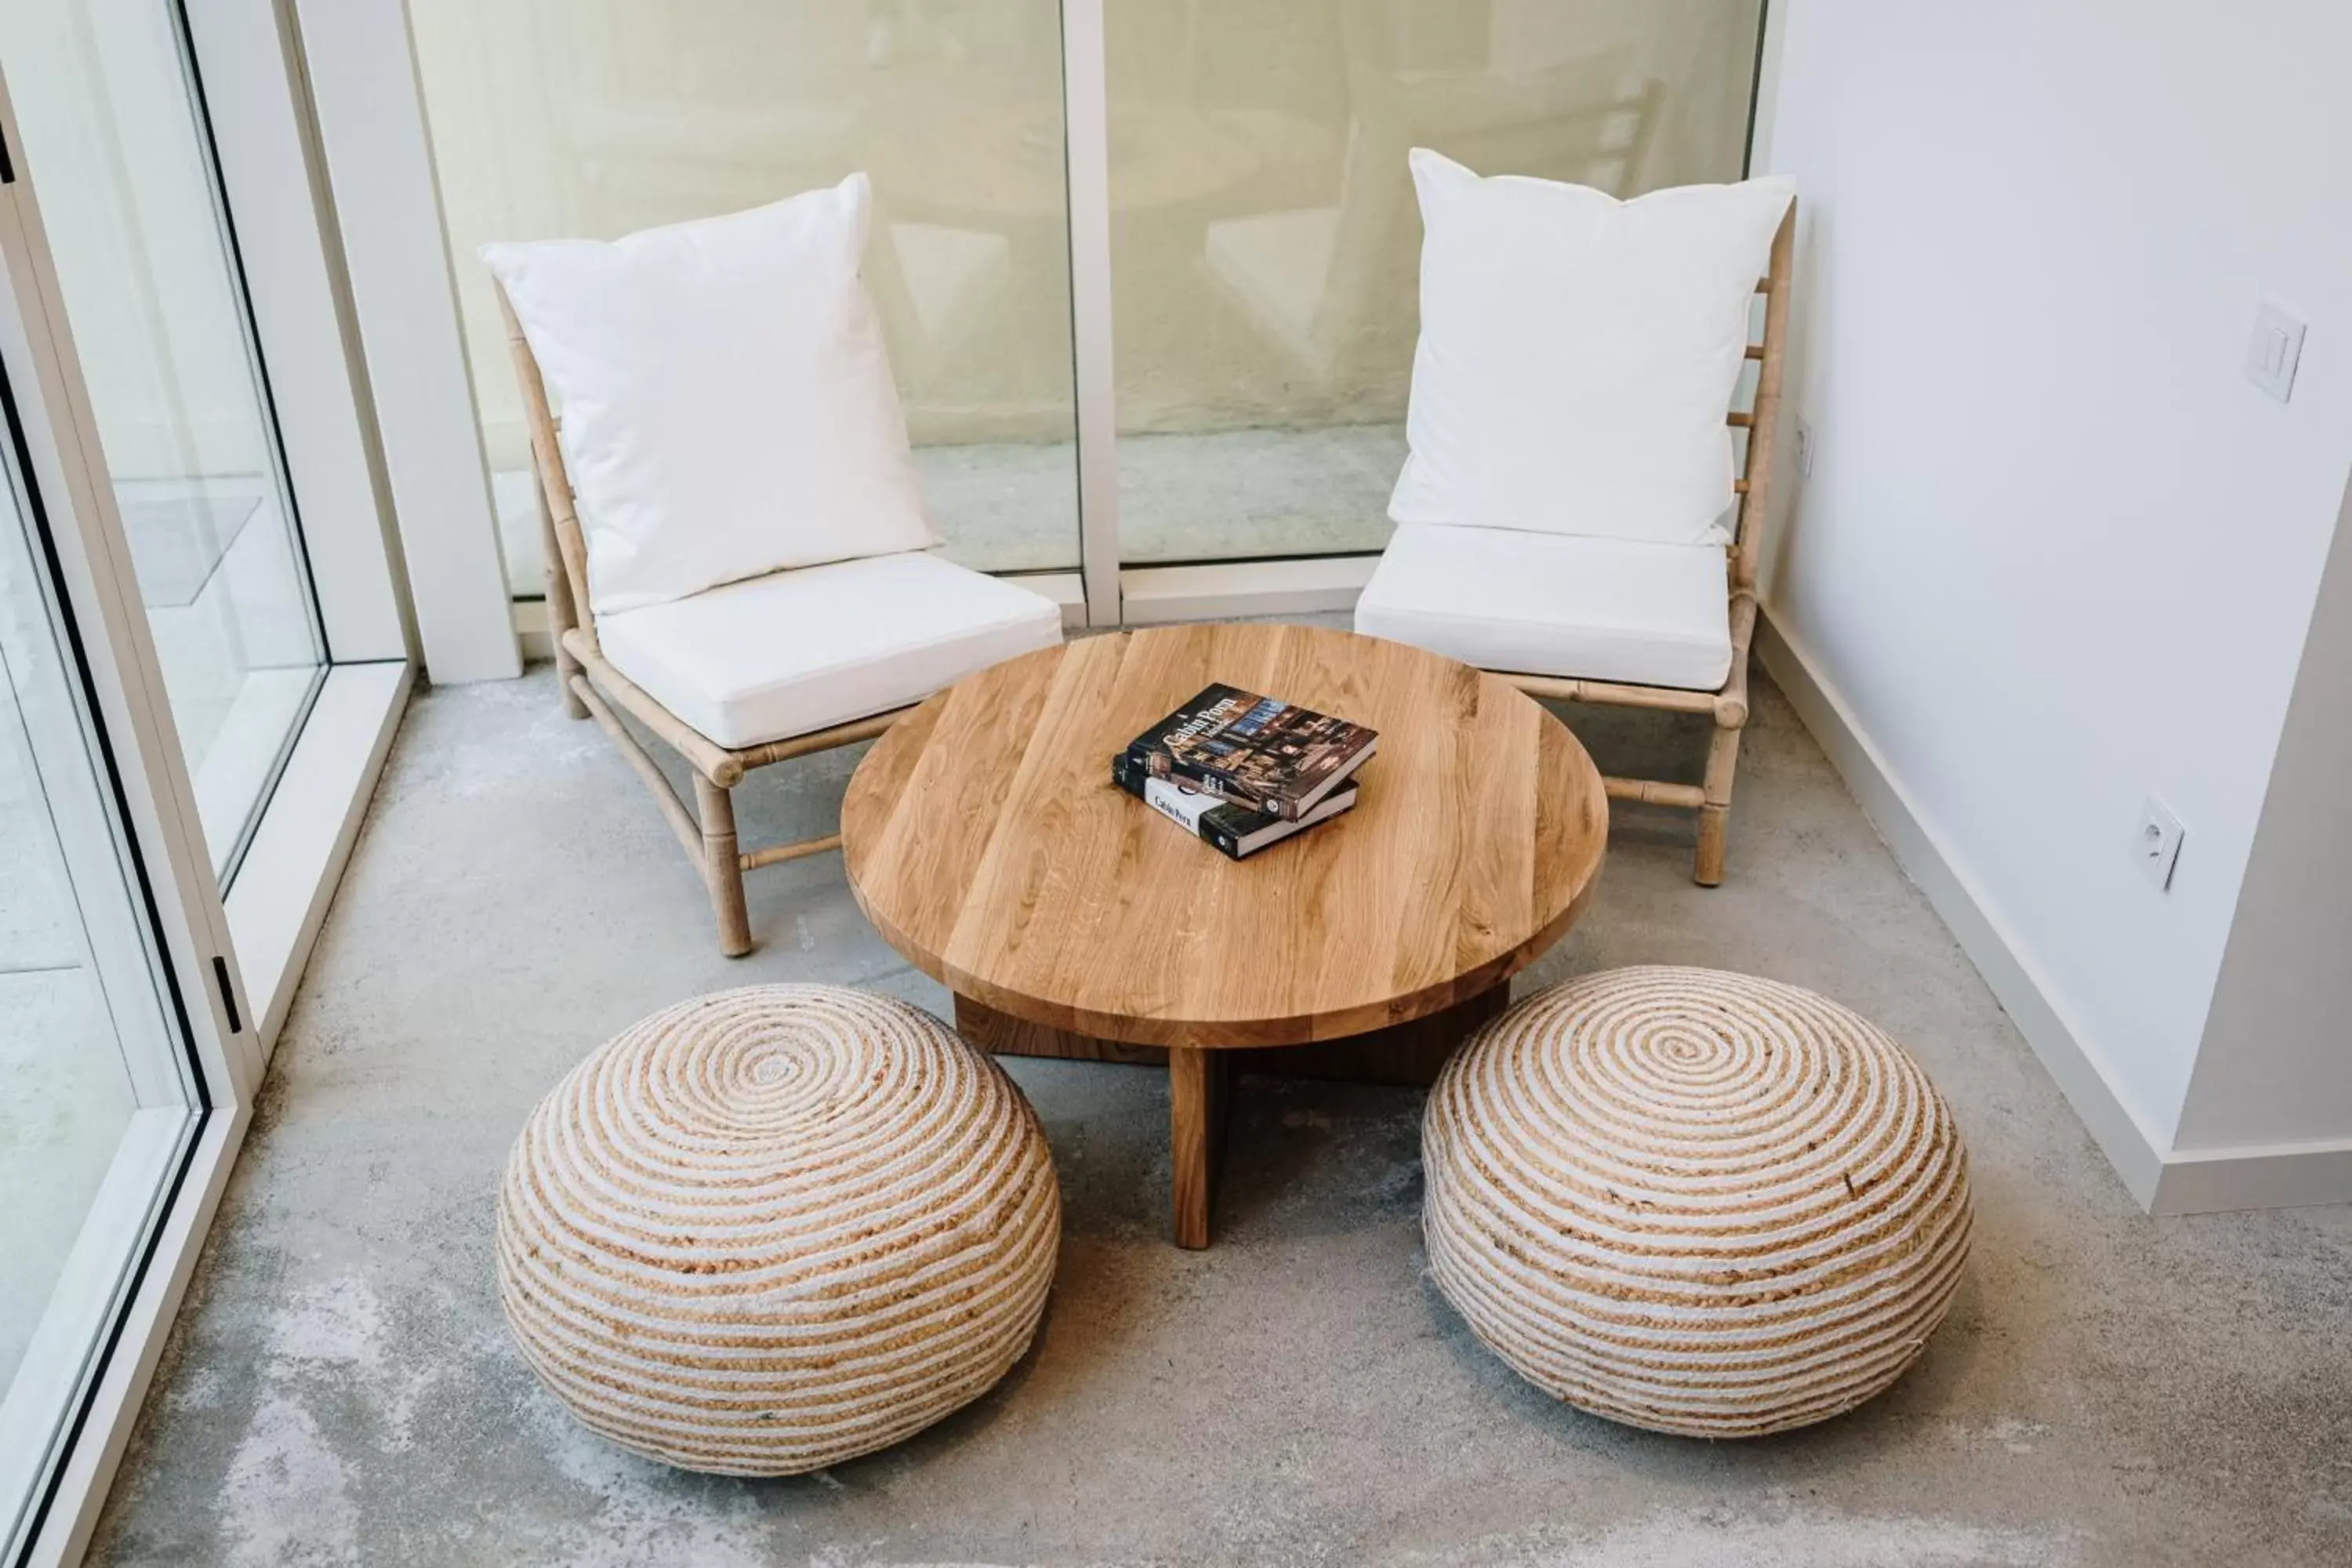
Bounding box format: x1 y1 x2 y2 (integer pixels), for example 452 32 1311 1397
495 283 913 956
497 202 1791 946
1494 202 1795 886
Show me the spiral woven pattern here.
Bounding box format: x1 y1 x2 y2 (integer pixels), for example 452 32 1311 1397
1424 967 1971 1437
497 985 1060 1475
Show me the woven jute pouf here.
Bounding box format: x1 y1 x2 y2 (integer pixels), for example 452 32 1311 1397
1424 966 1972 1437
496 985 1060 1475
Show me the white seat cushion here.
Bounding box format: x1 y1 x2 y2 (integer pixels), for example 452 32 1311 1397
597 552 1062 750
1353 524 1732 691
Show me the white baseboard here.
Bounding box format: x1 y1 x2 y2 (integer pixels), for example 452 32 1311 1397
1120 556 1376 623
1753 613 2180 1208
1762 612 2352 1213
2149 1136 2352 1215
224 660 412 1058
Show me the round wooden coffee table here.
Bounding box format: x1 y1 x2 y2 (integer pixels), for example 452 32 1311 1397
841 622 1607 1247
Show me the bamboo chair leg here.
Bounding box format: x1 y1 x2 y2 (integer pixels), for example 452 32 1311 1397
1694 718 1744 887
693 773 753 956
532 453 589 721
553 634 588 722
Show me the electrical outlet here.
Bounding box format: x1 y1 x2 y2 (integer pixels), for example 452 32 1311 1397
2133 797 2184 891
2245 302 2305 403
1795 417 1816 478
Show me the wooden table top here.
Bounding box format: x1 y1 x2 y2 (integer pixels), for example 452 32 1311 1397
841 623 1607 1050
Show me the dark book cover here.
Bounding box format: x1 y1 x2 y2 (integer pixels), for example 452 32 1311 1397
1120 683 1377 821
1112 751 1357 860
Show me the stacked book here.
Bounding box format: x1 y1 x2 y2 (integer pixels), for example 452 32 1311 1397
1112 684 1377 860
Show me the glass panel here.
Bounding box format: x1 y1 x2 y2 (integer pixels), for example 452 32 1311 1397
408 0 1082 596
0 361 200 1551
1 0 325 880
1105 0 1766 564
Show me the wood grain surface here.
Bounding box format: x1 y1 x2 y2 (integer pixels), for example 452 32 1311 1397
843 623 1608 1051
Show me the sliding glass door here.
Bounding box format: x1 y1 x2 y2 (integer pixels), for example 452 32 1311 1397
0 256 215 1565
0 3 414 1555
1105 0 1767 567
407 0 1083 596
397 0 1765 618
1 0 326 881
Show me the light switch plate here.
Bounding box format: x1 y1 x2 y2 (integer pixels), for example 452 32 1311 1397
2133 797 2184 891
2245 302 2306 402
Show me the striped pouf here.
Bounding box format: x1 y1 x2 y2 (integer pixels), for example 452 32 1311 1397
496 985 1060 1475
1423 967 1971 1437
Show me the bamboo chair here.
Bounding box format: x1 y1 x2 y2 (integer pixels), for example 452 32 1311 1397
1504 204 1795 886
495 285 916 957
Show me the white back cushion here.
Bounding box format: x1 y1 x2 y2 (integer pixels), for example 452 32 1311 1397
483 176 938 615
1390 150 1794 547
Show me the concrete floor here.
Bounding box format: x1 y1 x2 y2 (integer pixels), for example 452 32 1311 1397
88 658 2352 1567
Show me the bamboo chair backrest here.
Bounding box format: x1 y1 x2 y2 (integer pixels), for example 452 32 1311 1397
1731 201 1798 594
493 198 1795 648
495 281 600 658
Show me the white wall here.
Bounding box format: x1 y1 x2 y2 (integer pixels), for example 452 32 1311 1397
2171 473 2352 1160
1753 1 2352 1179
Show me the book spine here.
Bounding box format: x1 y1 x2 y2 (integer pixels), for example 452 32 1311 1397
1121 743 1284 818
1112 757 1253 859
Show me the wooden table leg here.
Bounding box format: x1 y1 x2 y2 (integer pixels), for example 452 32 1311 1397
955 987 1510 1250
1168 1046 1232 1249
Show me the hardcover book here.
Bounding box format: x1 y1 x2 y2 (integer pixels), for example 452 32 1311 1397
1112 751 1357 860
1121 683 1377 821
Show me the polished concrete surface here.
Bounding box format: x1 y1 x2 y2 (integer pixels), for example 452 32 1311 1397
88 659 2352 1566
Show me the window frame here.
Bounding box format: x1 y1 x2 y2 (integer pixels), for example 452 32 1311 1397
0 2 416 1552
